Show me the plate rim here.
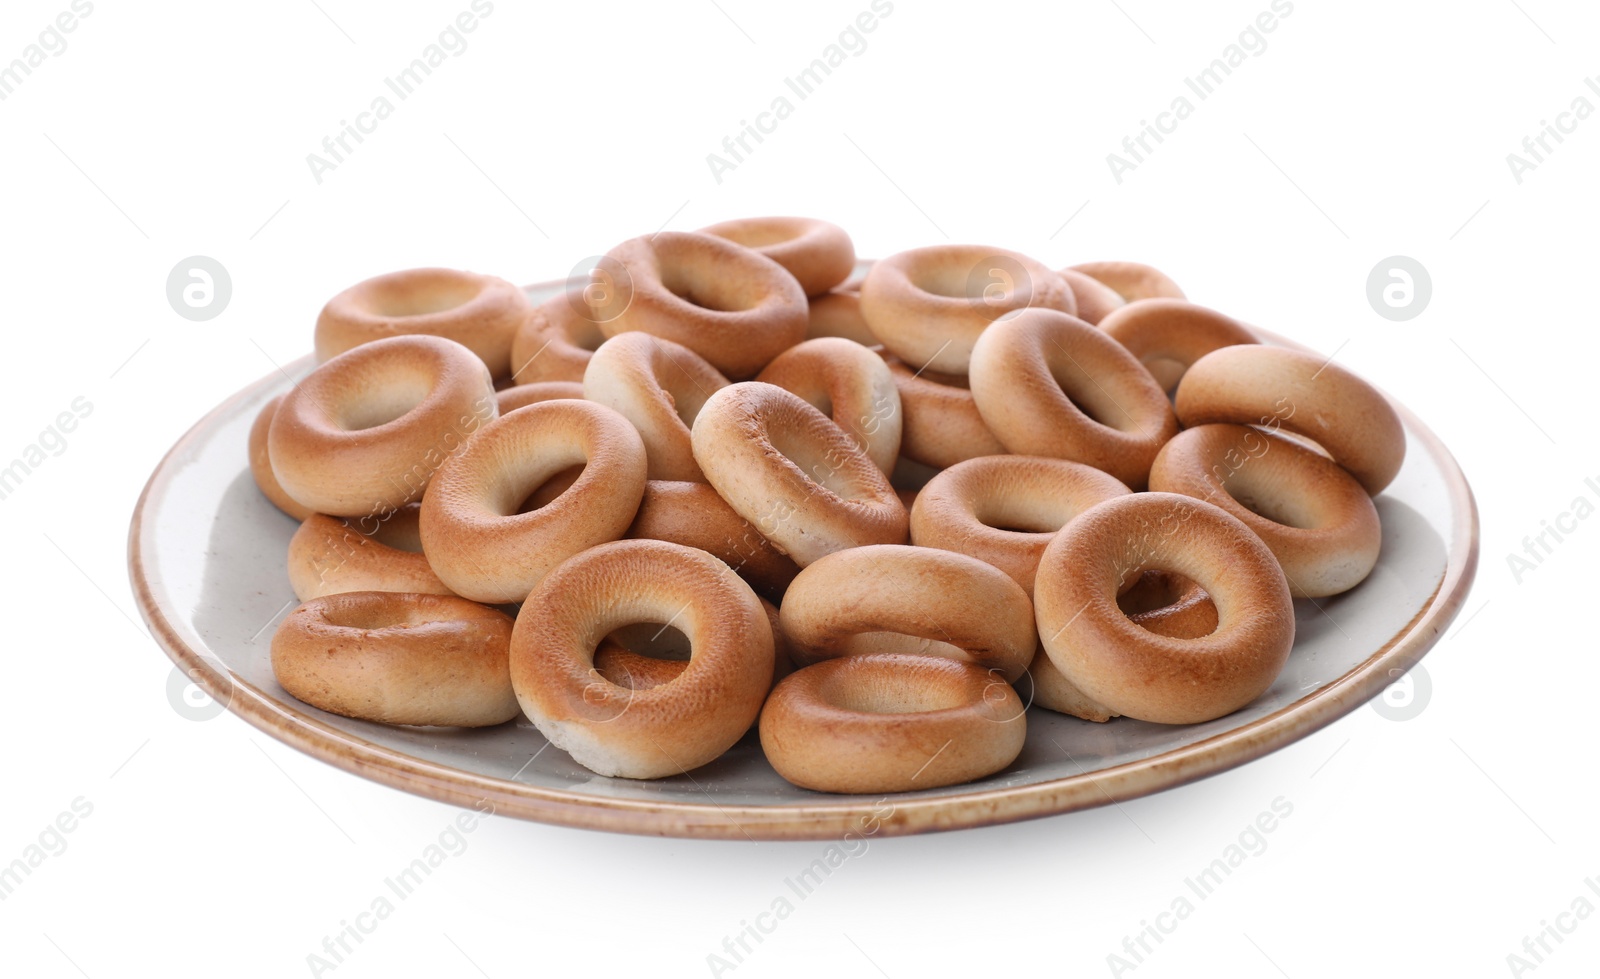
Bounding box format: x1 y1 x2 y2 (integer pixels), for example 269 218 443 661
128 290 1480 840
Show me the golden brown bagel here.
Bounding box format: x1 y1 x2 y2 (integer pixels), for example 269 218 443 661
1149 423 1382 597
691 382 907 566
760 654 1026 793
419 399 648 603
271 592 519 727
968 308 1178 490
286 504 451 601
625 479 800 603
859 244 1077 374
509 539 774 779
583 332 730 482
883 356 1008 468
268 335 497 517
597 232 808 378
1174 344 1407 495
909 455 1132 597
1069 261 1186 302
510 291 608 385
315 268 531 379
1034 493 1294 724
698 216 856 296
1059 268 1126 325
778 544 1036 683
1099 299 1258 391
248 394 315 521
756 337 902 474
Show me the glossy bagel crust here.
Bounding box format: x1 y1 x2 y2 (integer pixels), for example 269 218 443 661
286 504 452 601
859 244 1078 375
883 356 1008 468
760 654 1026 793
271 592 520 727
691 382 907 566
598 232 808 379
1099 298 1259 391
779 544 1037 683
248 394 315 521
1175 344 1407 495
268 335 498 517
1150 423 1382 597
756 337 903 474
968 308 1178 490
1059 268 1126 325
509 539 774 779
909 455 1132 597
584 332 731 482
1069 261 1186 302
698 216 856 297
1034 493 1294 724
419 399 648 604
495 380 586 414
510 292 608 385
625 479 800 603
315 268 531 379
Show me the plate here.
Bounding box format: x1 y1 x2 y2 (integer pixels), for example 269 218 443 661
128 273 1479 839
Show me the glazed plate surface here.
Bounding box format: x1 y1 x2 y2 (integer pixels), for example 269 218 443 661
129 274 1478 839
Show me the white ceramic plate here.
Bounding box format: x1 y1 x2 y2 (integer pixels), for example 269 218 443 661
129 275 1479 839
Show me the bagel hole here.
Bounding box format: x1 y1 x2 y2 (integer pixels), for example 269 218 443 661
1217 458 1319 530
1117 570 1196 615
768 424 860 499
603 622 692 661
1223 485 1314 530
660 266 747 313
840 632 967 661
819 670 967 714
369 279 480 317
971 497 1065 535
1045 360 1129 432
515 464 586 513
1116 570 1219 639
339 374 433 431
318 600 437 631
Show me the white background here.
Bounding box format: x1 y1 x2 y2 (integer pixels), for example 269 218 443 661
1 0 1596 976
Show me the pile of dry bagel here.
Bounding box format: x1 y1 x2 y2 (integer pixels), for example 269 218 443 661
250 216 1405 794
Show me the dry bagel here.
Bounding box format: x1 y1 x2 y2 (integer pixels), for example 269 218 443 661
597 231 808 379
272 591 520 727
315 267 531 379
268 335 497 517
691 382 907 566
419 399 648 603
509 539 774 779
968 308 1178 490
